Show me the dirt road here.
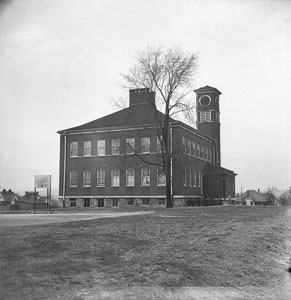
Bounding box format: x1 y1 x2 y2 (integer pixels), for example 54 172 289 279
0 211 154 227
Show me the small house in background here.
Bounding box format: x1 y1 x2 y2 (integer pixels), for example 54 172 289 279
0 189 18 210
17 192 48 210
238 189 274 206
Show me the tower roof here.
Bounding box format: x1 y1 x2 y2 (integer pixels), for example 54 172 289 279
194 85 222 95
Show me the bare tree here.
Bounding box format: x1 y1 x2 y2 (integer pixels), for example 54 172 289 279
122 46 198 208
265 186 277 206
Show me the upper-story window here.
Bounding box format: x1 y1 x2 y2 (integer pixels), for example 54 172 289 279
83 141 91 156
198 172 201 187
83 170 91 187
196 143 200 158
200 111 211 122
205 146 208 161
141 137 150 153
126 168 135 186
141 168 150 186
97 140 105 156
111 169 120 187
187 140 191 155
70 170 78 187
126 138 135 154
157 168 166 185
188 170 192 186
201 145 204 159
183 168 187 186
97 169 105 187
70 142 78 157
182 137 186 154
112 139 120 155
192 141 196 156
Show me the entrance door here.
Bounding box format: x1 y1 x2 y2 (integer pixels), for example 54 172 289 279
97 198 104 207
112 199 118 207
83 198 90 207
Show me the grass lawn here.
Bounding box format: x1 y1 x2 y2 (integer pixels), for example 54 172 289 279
1 206 290 300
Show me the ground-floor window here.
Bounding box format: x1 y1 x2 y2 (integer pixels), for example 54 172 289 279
83 198 90 207
142 198 150 206
97 198 104 207
126 199 134 206
158 198 165 206
112 199 118 207
69 198 76 207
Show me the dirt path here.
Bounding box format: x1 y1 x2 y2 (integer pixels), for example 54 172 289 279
0 211 154 227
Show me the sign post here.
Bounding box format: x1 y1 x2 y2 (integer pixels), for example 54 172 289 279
34 175 52 213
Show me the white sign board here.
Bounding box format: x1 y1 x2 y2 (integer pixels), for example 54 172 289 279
34 175 51 188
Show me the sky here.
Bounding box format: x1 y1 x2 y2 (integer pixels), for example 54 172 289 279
0 0 290 194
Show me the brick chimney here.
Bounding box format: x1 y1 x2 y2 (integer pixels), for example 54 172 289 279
129 88 155 107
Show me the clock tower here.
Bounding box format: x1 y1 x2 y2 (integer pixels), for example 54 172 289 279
194 85 222 166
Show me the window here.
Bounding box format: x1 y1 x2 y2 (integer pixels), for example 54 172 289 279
83 141 91 156
83 170 91 187
70 142 78 157
126 168 135 186
187 140 191 155
205 146 208 161
189 170 192 186
83 198 90 207
126 138 135 154
97 140 105 156
157 168 166 185
142 198 150 206
197 143 200 158
158 199 165 206
70 171 78 187
209 148 212 162
192 141 196 156
112 139 120 155
200 111 211 122
198 172 201 187
157 136 162 153
69 198 76 207
201 145 204 159
112 199 118 207
211 110 218 122
141 168 150 186
184 168 187 186
111 169 120 187
182 137 186 153
97 169 105 187
193 171 197 187
141 137 150 153
127 199 134 206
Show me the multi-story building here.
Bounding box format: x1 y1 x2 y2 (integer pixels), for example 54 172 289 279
57 86 236 208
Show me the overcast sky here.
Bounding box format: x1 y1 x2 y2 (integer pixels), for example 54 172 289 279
0 0 290 194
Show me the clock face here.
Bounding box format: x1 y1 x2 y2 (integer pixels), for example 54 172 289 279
199 96 211 107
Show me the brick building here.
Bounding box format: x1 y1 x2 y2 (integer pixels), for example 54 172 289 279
57 86 236 208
